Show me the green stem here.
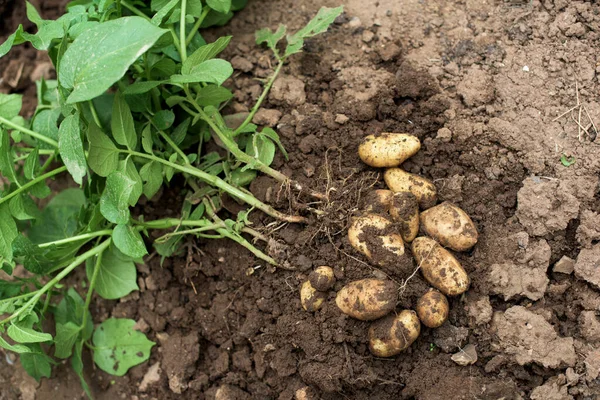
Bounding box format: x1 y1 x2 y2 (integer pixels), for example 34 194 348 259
180 0 188 62
0 116 58 148
120 0 150 20
169 26 182 53
0 291 38 307
40 151 57 173
123 149 307 223
88 101 102 128
135 217 215 229
185 7 210 46
0 166 67 206
80 242 104 335
155 223 224 243
38 230 113 249
0 240 111 326
233 61 284 135
145 114 191 165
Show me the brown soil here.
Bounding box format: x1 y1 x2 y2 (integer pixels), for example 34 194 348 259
2 0 600 399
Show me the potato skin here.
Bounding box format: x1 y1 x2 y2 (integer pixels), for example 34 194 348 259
300 281 326 312
390 192 419 243
363 190 394 215
384 168 437 210
420 202 478 252
411 237 470 296
335 279 397 321
368 310 421 357
309 266 336 291
358 133 421 168
416 290 449 328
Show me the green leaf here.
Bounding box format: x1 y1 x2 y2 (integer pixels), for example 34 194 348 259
171 118 190 145
25 1 44 27
0 204 18 263
0 129 20 184
182 36 232 74
12 235 51 274
92 318 154 376
24 20 66 51
207 0 231 13
0 334 35 354
32 108 60 149
0 94 23 119
0 25 26 59
9 195 39 220
21 352 52 382
152 110 175 130
256 24 286 54
113 224 147 259
7 321 52 343
139 161 163 199
28 189 86 244
196 84 233 107
100 171 135 224
120 158 143 206
54 288 92 341
560 154 576 167
285 6 343 57
230 169 256 186
111 91 137 150
188 0 203 17
54 322 80 359
24 148 40 180
59 17 167 103
261 127 288 160
124 81 163 95
151 0 179 25
171 59 233 85
87 123 120 177
58 113 87 185
86 245 138 300
141 124 154 154
72 341 92 398
247 134 275 166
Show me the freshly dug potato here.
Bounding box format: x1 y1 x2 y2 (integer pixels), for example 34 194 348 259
384 168 437 209
390 192 419 243
416 290 449 328
309 266 336 291
348 214 405 265
300 281 327 312
335 279 397 320
358 133 421 168
363 189 394 215
411 237 470 296
420 202 478 252
368 310 421 357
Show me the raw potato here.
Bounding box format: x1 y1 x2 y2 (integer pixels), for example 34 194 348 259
416 290 449 328
363 189 394 215
347 214 405 264
309 266 336 291
358 133 421 168
420 202 478 252
384 168 437 209
335 279 397 320
411 237 470 296
390 192 419 243
300 281 326 312
368 310 421 357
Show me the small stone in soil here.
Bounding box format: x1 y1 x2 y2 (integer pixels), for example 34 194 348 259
553 256 575 274
253 108 282 127
138 362 161 392
451 344 477 366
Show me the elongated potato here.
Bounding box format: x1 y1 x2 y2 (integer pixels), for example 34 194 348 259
412 237 470 296
384 168 437 210
368 310 421 357
348 214 405 265
300 281 326 312
309 266 336 291
420 202 478 252
335 279 397 320
416 290 449 328
390 192 419 243
358 133 421 168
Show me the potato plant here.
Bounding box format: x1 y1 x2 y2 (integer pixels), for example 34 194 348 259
0 0 342 394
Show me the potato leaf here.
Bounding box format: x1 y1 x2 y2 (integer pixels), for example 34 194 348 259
54 322 80 359
284 6 343 57
171 59 233 85
0 94 23 119
182 36 232 74
207 0 231 14
86 245 138 300
87 123 120 177
100 171 135 225
256 24 286 55
111 91 137 150
7 320 52 344
0 204 18 263
20 352 52 382
112 224 148 259
58 113 87 185
139 161 163 199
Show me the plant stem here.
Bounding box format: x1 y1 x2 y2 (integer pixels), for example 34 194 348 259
40 151 57 173
80 243 104 335
37 230 113 248
185 7 210 46
168 26 182 53
154 223 224 243
120 0 150 21
0 116 58 148
135 217 215 229
88 101 102 128
0 240 111 326
0 166 67 206
145 114 191 165
180 0 188 62
123 149 307 223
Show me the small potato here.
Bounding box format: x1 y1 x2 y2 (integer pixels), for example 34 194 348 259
420 202 478 252
368 310 421 357
411 237 470 296
363 189 394 215
335 279 397 321
384 168 437 210
348 214 405 265
300 281 327 312
358 133 421 168
416 290 449 328
309 266 336 291
390 192 419 243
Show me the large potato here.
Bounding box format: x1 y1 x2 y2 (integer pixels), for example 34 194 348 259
411 237 470 296
300 281 326 312
384 168 437 210
420 202 478 252
348 214 404 265
390 192 419 243
335 279 397 320
416 290 449 328
358 133 421 168
368 310 421 357
309 266 336 291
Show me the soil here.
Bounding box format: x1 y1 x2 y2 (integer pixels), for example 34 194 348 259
2 0 600 399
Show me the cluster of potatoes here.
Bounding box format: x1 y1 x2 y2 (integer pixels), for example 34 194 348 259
300 133 479 358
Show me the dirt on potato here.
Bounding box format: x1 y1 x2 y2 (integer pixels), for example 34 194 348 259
3 0 600 399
